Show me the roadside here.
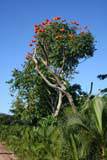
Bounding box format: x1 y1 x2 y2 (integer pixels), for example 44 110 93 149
0 143 18 160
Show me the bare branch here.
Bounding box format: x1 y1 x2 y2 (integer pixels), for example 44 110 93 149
40 57 66 90
32 49 58 89
35 67 58 89
89 82 93 96
32 47 77 114
32 51 38 66
38 42 65 87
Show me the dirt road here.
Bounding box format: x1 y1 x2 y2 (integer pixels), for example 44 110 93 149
0 143 18 160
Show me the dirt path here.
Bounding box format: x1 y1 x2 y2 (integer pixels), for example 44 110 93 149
0 143 18 160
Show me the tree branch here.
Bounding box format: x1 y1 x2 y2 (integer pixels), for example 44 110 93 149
53 91 63 117
32 47 77 115
40 57 66 90
89 82 93 96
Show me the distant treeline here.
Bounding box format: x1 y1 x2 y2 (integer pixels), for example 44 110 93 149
0 114 34 126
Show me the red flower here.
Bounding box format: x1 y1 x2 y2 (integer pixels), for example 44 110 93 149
46 21 52 25
53 16 61 20
71 21 79 25
40 22 46 26
26 56 31 60
45 18 49 22
61 20 66 22
28 43 33 47
33 36 37 38
34 28 40 33
34 24 38 27
32 40 37 43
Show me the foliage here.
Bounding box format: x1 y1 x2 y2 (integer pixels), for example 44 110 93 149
64 96 107 160
0 113 14 125
28 17 95 77
97 73 107 95
7 61 87 124
97 74 107 80
0 96 107 160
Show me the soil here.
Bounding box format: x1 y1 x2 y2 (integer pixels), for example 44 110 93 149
0 143 18 160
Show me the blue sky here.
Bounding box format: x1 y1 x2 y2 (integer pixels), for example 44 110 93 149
0 0 107 113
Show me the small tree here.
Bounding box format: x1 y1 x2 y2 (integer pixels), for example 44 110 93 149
97 74 107 95
26 16 95 116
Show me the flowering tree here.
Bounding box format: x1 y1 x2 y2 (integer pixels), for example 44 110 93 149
26 16 95 116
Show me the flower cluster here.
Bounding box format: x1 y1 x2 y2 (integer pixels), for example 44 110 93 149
52 16 61 20
70 21 79 25
26 16 90 60
60 28 65 32
56 35 63 40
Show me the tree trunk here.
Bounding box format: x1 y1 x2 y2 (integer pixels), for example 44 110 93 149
32 54 77 116
53 91 62 117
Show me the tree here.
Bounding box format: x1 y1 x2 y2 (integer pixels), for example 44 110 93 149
97 74 107 95
7 60 87 124
97 74 107 80
7 62 58 124
26 16 95 116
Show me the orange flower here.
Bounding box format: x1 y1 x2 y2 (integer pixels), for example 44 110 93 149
61 20 66 22
71 21 79 25
60 28 65 32
32 40 37 43
35 29 43 33
34 24 38 27
53 16 61 20
55 35 63 40
43 29 46 32
46 21 52 25
34 28 40 33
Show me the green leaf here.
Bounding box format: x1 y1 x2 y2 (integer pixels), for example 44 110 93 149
93 96 104 135
67 114 89 132
70 133 79 160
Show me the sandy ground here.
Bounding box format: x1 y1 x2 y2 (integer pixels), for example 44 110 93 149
0 143 18 160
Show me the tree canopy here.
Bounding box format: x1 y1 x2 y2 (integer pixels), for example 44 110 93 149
25 16 95 116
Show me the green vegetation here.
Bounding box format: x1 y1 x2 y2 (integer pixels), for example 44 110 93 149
0 17 107 160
